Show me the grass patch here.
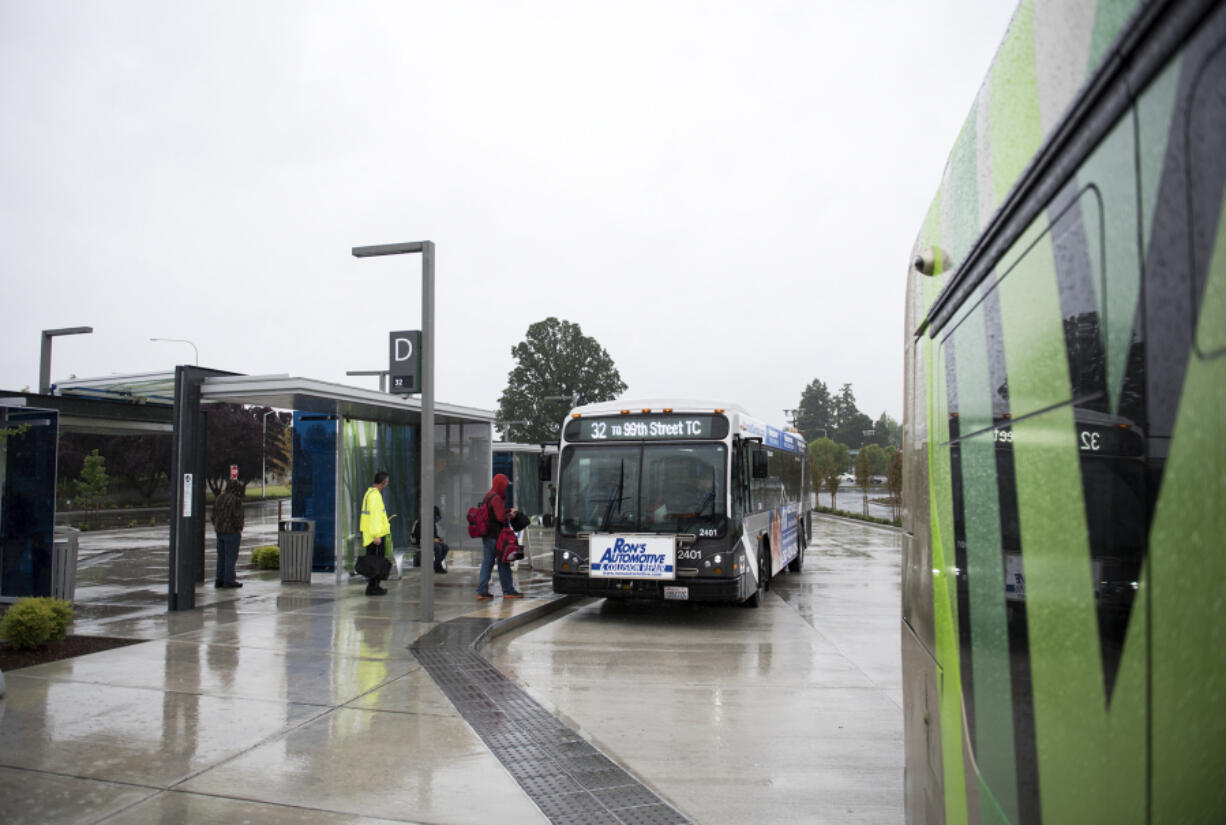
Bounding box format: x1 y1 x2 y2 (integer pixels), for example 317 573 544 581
813 505 900 527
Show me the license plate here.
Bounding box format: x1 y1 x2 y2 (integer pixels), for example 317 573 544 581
663 586 689 601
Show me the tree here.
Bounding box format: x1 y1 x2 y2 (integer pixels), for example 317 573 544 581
807 437 850 509
855 446 873 515
204 404 264 495
873 411 902 447
497 317 627 443
886 447 902 522
795 379 834 442
267 418 293 482
104 435 172 504
863 443 888 478
831 383 874 448
75 449 109 510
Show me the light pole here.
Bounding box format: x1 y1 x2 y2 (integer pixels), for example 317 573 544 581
346 370 390 392
352 240 436 621
262 410 276 500
39 327 93 394
150 337 199 365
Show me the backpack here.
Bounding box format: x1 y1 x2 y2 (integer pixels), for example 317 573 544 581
495 525 523 564
467 494 493 538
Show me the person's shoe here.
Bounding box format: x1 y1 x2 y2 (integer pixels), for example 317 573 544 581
214 581 225 588
476 593 493 601
366 586 388 596
227 581 243 588
503 592 524 600
433 565 447 574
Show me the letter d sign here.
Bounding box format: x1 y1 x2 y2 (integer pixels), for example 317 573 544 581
388 330 422 393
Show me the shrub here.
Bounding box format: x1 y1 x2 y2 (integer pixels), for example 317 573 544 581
0 597 75 650
813 505 901 528
250 545 280 569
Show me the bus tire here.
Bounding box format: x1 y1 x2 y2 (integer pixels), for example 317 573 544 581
788 528 806 573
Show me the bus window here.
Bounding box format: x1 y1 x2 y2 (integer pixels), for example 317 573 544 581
642 445 727 536
557 445 640 535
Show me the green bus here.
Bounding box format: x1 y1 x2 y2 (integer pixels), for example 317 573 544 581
902 1 1226 823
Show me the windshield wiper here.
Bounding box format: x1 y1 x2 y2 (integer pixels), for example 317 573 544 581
600 461 625 531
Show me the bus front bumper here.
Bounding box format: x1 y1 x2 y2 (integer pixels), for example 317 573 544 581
552 573 746 603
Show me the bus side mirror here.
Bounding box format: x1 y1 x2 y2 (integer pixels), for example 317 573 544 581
752 446 769 479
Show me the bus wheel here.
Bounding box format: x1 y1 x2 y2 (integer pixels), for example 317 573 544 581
744 545 768 607
788 529 805 573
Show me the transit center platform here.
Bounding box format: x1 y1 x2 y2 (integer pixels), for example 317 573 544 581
0 514 903 824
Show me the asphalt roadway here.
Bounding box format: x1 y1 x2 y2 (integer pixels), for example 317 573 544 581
0 511 903 824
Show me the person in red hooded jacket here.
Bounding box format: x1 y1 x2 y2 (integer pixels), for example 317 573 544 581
476 473 523 600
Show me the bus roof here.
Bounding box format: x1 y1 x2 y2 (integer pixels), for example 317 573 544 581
569 398 752 418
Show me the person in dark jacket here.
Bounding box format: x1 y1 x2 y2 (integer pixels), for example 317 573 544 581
476 473 522 600
211 479 245 588
412 505 450 574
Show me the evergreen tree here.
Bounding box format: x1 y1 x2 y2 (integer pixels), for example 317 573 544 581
75 449 109 510
795 379 834 442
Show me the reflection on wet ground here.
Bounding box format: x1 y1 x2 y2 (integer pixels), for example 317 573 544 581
484 514 904 825
4 509 904 824
3 515 557 825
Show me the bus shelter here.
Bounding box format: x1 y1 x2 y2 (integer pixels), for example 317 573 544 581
8 369 493 611
184 371 494 610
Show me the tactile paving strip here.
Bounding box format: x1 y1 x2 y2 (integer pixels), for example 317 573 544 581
411 616 692 825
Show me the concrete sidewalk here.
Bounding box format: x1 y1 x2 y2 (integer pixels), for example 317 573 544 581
1 512 904 824
0 562 588 825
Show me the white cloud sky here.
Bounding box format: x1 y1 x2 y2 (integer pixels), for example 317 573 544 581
1 0 1017 427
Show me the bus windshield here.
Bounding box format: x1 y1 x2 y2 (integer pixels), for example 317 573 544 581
557 443 728 537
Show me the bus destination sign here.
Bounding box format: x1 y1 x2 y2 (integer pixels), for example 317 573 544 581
566 413 728 442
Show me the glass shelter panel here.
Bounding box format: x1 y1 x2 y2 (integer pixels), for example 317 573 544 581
1 406 58 599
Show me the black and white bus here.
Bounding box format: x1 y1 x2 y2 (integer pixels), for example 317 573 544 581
551 399 809 606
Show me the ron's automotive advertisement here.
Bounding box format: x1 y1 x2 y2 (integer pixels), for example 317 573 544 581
588 535 676 580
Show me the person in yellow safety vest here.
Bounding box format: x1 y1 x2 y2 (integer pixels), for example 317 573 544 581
359 470 392 596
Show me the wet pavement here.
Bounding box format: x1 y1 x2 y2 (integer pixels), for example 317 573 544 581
0 513 903 824
484 515 904 825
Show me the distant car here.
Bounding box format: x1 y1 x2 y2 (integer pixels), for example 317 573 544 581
839 473 856 483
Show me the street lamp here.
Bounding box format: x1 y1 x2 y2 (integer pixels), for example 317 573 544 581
352 240 436 621
346 370 390 392
262 409 276 500
39 327 93 394
150 337 199 365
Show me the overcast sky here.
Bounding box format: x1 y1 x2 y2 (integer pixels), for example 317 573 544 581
1 0 1017 428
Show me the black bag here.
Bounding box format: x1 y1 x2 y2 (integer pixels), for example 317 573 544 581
509 510 531 532
355 552 392 580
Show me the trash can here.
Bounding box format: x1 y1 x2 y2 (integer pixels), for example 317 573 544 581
52 526 80 602
278 519 315 583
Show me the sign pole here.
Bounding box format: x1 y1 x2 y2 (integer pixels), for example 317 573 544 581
420 243 435 621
